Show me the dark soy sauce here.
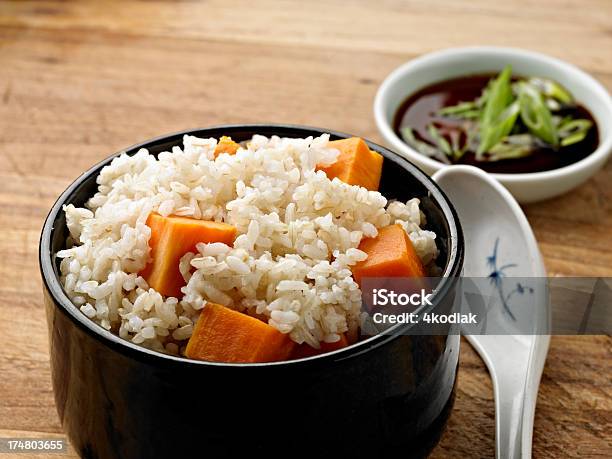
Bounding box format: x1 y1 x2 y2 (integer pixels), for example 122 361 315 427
394 74 599 174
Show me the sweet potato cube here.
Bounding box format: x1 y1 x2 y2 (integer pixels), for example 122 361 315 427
317 137 384 191
351 224 425 286
185 303 296 363
141 214 236 298
140 213 166 276
213 136 240 157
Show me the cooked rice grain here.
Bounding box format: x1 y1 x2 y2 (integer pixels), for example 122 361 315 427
58 134 438 354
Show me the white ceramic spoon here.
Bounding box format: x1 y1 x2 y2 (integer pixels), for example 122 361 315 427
432 165 550 459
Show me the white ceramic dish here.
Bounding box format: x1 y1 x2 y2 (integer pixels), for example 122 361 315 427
432 165 550 458
375 46 612 203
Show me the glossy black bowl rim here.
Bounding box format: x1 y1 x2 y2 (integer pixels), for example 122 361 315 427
39 124 464 368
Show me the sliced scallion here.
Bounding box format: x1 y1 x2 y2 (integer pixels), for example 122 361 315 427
398 67 593 164
517 82 558 146
480 65 514 128
426 124 453 157
527 77 573 105
558 119 593 147
400 126 451 164
477 101 521 157
487 134 535 161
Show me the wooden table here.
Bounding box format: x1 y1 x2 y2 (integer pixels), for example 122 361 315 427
0 1 610 457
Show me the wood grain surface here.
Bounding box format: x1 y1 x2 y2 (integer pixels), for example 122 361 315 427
0 1 610 457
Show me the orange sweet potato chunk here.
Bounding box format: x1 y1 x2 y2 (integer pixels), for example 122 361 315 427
317 137 384 191
139 213 166 281
290 334 349 359
351 224 425 286
185 303 296 363
213 136 240 157
141 214 236 298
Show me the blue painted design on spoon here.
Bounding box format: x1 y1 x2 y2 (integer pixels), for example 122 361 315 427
487 238 534 321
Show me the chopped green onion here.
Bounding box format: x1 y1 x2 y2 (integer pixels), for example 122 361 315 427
448 130 466 160
553 115 573 128
528 77 573 105
487 134 535 161
558 119 593 147
477 101 520 157
400 126 451 164
517 82 558 146
427 124 453 157
560 132 588 147
438 101 480 118
476 86 490 108
398 68 593 165
558 118 593 134
545 98 562 112
488 144 533 161
480 65 514 128
453 109 481 120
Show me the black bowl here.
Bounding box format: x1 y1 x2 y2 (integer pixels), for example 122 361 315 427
40 125 464 459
